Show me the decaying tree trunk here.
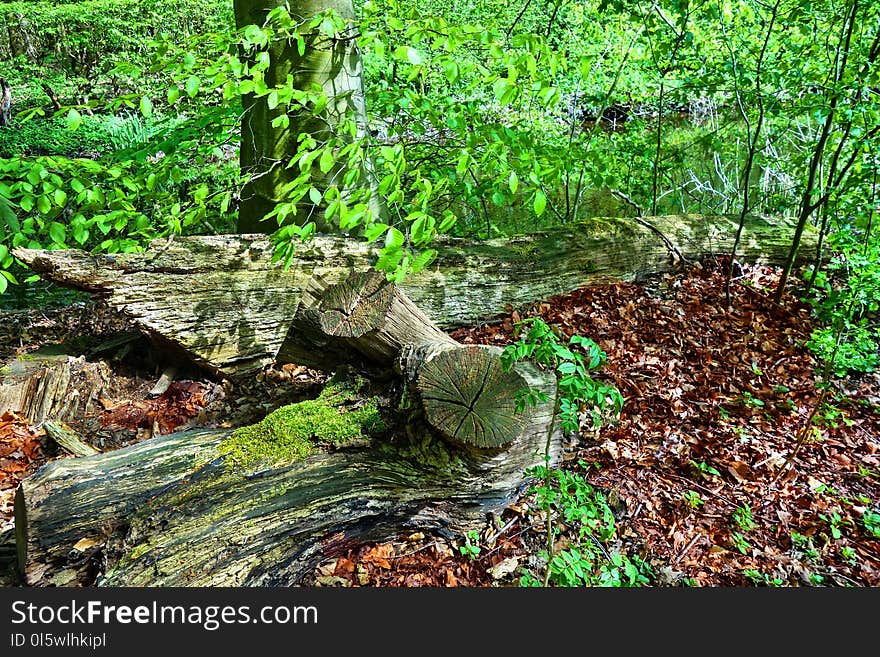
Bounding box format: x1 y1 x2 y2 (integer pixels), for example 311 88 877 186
0 350 111 425
15 355 558 586
10 213 816 586
13 265 559 585
14 214 816 377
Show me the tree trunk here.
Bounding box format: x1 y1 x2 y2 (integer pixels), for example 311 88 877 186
15 357 558 586
14 214 818 377
234 0 380 232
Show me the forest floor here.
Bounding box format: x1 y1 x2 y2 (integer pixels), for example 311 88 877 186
1 258 878 587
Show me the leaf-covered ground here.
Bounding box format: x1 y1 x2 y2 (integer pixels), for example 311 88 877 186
1 259 877 586
316 259 880 587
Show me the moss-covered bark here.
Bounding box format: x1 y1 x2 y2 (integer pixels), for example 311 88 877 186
15 360 559 586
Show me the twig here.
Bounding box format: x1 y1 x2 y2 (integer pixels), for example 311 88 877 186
672 533 703 566
624 214 688 264
147 365 178 398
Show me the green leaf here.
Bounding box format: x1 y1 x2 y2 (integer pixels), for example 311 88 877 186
364 222 388 242
308 187 322 205
48 221 66 245
72 223 89 245
53 189 67 208
385 226 405 250
394 46 422 65
319 148 335 174
139 95 153 118
438 213 456 233
0 196 19 231
36 195 51 215
410 248 437 273
185 76 200 98
0 273 6 294
167 86 180 106
442 61 459 84
66 109 82 132
0 245 7 263
533 190 547 217
508 171 519 194
271 114 289 129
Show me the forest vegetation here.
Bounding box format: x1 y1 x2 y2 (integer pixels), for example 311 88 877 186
0 0 877 588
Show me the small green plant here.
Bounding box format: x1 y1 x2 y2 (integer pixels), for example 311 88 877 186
857 465 878 480
861 508 880 539
501 317 624 434
682 490 704 509
814 402 852 429
820 511 847 540
459 530 481 560
501 318 626 587
732 504 757 532
689 460 721 479
750 362 763 377
839 546 857 566
717 405 731 420
740 391 765 408
743 569 784 586
517 464 651 588
790 531 821 561
731 531 752 555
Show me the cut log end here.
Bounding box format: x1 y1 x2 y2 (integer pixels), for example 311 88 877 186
417 346 529 449
315 271 393 338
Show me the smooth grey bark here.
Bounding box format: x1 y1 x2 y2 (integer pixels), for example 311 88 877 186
234 0 380 233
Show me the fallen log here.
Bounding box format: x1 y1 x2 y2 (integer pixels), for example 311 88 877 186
16 360 558 586
13 214 816 377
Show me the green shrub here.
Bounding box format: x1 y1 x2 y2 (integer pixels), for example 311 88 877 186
0 116 111 157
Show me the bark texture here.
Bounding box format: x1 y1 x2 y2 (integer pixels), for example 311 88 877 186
14 214 816 377
234 0 380 232
15 358 558 586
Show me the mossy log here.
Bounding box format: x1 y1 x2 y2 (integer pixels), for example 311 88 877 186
285 271 529 449
15 361 558 586
13 214 816 377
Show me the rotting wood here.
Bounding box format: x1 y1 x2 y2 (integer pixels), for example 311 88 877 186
43 420 100 457
13 214 817 377
15 357 558 586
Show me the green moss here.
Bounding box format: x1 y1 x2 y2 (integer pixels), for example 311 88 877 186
127 541 152 562
218 376 386 471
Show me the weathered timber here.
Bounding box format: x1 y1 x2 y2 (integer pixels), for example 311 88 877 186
14 428 227 584
286 273 527 448
0 350 110 425
279 270 458 371
403 343 530 449
14 215 817 377
43 421 100 457
15 359 558 586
